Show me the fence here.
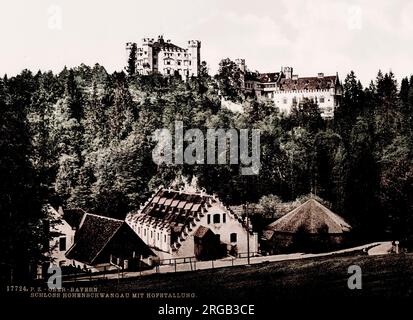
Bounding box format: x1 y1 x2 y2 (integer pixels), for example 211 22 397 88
59 251 261 284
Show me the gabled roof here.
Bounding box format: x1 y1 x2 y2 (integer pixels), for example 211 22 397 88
278 76 337 91
267 199 351 234
193 226 213 238
128 189 215 233
153 36 186 52
65 214 124 264
63 208 87 229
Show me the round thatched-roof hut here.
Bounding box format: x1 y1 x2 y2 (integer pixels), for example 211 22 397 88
262 199 351 254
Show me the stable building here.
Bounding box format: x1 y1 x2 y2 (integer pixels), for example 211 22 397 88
126 188 259 261
65 213 154 271
262 199 351 254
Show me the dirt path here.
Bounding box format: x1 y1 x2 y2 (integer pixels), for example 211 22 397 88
65 241 390 283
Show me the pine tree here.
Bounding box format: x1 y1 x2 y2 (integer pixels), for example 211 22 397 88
126 42 138 77
0 74 47 281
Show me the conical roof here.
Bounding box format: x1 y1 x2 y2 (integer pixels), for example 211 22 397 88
267 199 351 234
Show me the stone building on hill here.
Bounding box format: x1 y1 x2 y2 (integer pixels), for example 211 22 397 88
127 35 201 80
237 59 342 119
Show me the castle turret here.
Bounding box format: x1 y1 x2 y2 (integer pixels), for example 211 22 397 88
141 37 155 74
188 40 201 77
235 58 246 73
282 66 293 79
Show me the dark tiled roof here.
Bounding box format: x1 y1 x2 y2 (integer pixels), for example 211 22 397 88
278 76 337 91
128 189 215 243
245 72 281 83
258 73 281 83
140 189 212 223
262 229 274 240
66 214 123 264
63 208 87 229
193 226 212 238
153 37 186 52
267 199 351 234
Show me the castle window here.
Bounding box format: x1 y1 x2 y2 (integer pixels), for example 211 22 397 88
230 233 237 243
320 96 325 103
157 233 159 240
177 60 182 66
151 231 153 238
213 214 220 224
144 229 146 236
138 227 140 233
164 235 167 243
292 97 297 105
223 214 226 223
207 214 211 224
283 97 287 104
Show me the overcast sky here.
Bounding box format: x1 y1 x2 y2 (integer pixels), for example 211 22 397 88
1 0 412 86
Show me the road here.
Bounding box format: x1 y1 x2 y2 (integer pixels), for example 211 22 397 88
64 241 389 283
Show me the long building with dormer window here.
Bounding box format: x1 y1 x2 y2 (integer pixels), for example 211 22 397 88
237 60 342 119
126 187 258 261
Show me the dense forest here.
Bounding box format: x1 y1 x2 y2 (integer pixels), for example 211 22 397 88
1 58 412 280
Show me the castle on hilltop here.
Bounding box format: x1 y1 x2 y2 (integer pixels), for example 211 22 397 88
126 35 201 80
125 37 341 118
236 59 342 119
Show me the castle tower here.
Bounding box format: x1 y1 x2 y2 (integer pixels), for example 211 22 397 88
282 66 293 79
141 37 155 75
235 58 246 73
188 40 201 77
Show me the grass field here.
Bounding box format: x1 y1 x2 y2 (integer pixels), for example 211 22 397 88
90 253 413 301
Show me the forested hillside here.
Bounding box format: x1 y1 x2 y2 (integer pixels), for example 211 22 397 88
1 62 412 279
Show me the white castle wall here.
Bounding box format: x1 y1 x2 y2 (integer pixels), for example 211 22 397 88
273 88 337 119
134 38 200 80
